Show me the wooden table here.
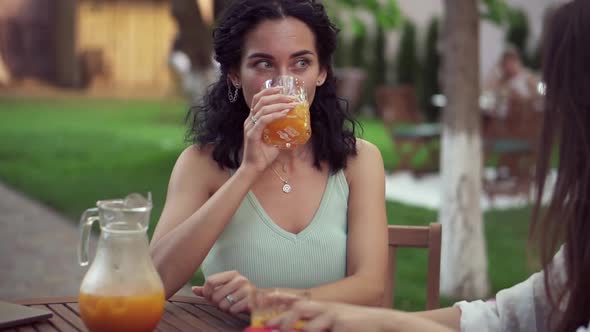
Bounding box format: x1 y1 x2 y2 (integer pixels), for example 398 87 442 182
7 296 249 331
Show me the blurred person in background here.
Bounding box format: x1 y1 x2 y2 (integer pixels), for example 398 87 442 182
269 0 590 331
484 47 543 118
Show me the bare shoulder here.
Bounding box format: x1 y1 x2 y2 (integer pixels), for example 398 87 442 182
177 144 214 165
175 144 215 171
344 138 385 185
170 144 229 193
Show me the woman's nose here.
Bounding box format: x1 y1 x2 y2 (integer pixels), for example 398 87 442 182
276 66 299 78
277 67 290 77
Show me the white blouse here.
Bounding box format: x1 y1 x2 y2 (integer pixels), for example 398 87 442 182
456 246 567 332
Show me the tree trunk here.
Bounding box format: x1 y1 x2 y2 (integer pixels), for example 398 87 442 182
439 0 489 299
54 0 80 87
171 0 212 71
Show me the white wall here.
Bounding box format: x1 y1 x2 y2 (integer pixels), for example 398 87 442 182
397 1 444 28
509 0 566 46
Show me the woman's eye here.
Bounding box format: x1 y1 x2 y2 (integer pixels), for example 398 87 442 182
295 59 309 68
255 61 272 69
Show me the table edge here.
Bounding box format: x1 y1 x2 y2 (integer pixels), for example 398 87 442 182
11 295 207 305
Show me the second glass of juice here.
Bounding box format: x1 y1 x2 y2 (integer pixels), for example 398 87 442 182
249 288 307 330
262 75 311 150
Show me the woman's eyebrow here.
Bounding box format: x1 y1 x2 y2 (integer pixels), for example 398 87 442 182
247 52 274 60
291 50 314 58
246 50 315 60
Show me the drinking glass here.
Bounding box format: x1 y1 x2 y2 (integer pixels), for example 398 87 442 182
249 288 307 329
262 75 311 150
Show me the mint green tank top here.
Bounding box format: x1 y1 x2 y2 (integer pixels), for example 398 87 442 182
201 170 349 289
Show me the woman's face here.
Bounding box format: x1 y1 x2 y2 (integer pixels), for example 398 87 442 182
230 17 327 108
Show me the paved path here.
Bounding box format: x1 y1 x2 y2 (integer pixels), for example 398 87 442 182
0 182 191 300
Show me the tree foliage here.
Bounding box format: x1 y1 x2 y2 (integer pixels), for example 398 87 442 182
395 21 417 85
480 0 512 25
324 0 403 37
420 17 441 122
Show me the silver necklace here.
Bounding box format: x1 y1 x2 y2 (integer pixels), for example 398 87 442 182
270 165 292 193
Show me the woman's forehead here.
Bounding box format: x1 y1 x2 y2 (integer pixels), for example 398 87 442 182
242 17 317 58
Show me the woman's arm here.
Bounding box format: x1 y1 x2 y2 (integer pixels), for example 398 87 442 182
150 146 258 298
413 307 462 331
278 139 388 306
150 88 294 298
269 301 456 332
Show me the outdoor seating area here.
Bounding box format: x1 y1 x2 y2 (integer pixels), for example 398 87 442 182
375 88 543 202
1 0 575 331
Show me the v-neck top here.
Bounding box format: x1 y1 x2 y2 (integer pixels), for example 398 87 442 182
201 169 349 289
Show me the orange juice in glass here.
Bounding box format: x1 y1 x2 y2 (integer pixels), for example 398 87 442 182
262 76 311 150
250 289 306 330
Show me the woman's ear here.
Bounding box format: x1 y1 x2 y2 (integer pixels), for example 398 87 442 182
316 68 327 86
228 71 241 87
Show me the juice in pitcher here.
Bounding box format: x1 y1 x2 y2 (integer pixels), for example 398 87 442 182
79 291 165 332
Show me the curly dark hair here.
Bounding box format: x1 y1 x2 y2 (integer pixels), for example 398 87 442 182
186 0 359 172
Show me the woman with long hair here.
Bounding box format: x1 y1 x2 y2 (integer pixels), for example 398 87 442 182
270 1 590 331
149 0 388 314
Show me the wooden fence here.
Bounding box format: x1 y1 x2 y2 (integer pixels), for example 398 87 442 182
77 0 176 92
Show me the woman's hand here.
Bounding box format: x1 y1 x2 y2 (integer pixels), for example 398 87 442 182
241 87 298 173
268 300 457 332
268 300 390 332
192 270 254 314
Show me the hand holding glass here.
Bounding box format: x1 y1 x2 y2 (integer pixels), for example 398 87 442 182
262 75 311 149
250 288 306 330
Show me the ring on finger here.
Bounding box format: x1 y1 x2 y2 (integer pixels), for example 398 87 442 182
225 294 237 305
251 116 257 125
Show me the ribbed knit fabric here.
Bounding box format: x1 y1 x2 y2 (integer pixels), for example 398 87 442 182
201 170 349 289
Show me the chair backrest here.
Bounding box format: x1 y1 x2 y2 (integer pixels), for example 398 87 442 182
384 223 442 310
483 97 543 144
375 85 421 129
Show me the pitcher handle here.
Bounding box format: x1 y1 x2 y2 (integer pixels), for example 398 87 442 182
78 207 99 266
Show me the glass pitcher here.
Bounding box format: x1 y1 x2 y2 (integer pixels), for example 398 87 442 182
78 193 165 332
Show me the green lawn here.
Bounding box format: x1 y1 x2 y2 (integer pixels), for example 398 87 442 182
0 98 535 311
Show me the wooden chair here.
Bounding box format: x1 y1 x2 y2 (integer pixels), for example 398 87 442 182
482 97 543 202
375 85 422 130
384 223 442 310
375 85 438 174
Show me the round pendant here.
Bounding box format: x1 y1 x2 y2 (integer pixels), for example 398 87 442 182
282 183 292 193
